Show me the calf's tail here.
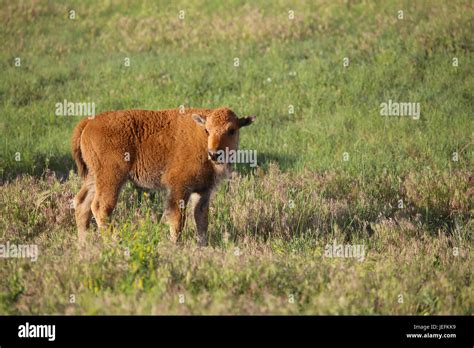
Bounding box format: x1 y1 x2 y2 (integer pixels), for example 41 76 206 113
71 118 90 179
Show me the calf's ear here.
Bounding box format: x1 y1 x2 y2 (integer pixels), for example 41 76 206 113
192 114 206 126
238 116 256 128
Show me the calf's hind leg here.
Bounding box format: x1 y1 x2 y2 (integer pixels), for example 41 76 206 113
91 173 126 230
74 174 95 244
163 188 190 243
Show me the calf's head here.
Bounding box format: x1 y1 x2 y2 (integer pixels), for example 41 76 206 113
192 108 255 163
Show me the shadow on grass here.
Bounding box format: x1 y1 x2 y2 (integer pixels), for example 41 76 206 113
2 150 298 181
2 153 75 182
234 150 298 175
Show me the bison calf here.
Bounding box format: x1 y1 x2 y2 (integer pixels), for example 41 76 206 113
71 107 255 245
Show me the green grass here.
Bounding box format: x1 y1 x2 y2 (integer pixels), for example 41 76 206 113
0 0 472 314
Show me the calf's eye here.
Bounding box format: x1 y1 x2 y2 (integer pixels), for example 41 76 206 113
205 129 209 135
228 128 235 136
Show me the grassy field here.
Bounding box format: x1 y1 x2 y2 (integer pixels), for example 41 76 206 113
0 0 472 314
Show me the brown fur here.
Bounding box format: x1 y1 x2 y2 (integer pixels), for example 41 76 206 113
71 107 255 245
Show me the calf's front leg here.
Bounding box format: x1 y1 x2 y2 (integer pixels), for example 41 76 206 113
191 191 211 246
163 189 189 243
